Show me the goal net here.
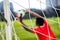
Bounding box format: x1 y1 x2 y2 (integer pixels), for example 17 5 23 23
0 0 60 40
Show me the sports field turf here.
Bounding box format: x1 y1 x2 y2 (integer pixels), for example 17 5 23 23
0 17 60 40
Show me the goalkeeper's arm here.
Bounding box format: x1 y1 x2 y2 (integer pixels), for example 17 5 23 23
19 16 34 33
16 13 34 33
25 9 44 19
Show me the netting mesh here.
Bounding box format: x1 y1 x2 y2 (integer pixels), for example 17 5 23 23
0 0 60 40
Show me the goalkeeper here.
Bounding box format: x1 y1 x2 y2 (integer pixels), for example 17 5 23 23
19 9 56 40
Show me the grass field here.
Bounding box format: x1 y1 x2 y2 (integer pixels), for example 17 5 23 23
0 17 60 40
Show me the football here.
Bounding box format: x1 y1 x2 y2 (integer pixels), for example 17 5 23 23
17 10 25 17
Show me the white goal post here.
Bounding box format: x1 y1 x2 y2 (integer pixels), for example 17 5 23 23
3 0 12 40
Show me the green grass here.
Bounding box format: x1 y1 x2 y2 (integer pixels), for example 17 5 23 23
0 17 60 40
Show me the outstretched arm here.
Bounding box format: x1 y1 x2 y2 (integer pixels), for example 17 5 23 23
25 9 44 18
16 13 34 33
19 16 34 33
21 22 34 33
